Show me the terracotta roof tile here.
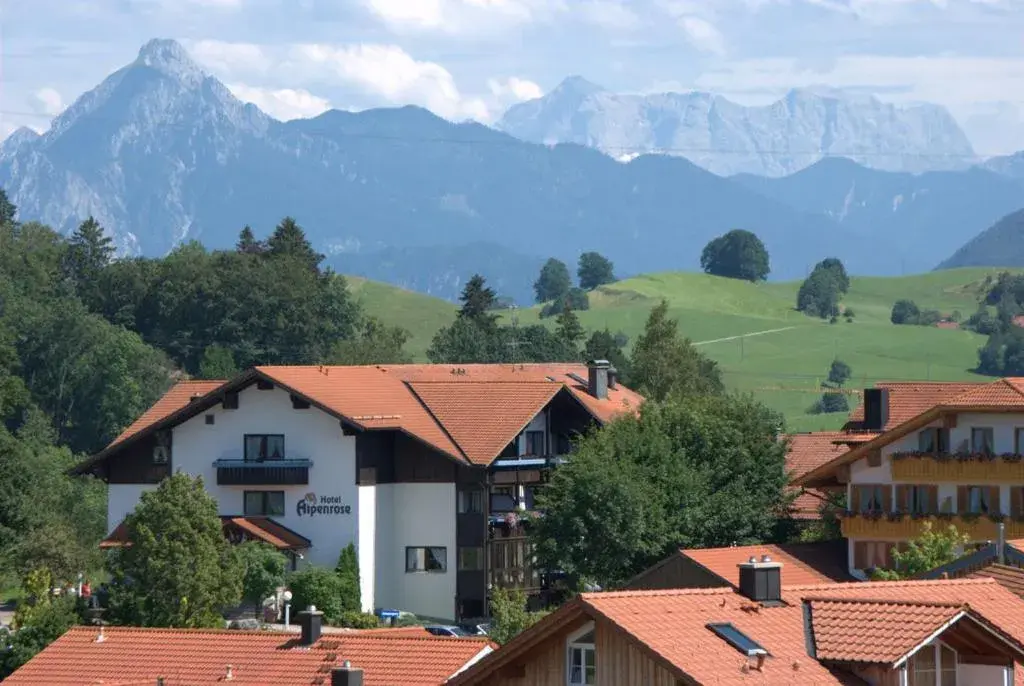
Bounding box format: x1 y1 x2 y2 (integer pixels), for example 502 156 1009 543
568 578 1024 685
805 597 964 663
947 378 1024 407
681 541 853 587
407 381 561 465
111 380 224 446
786 433 850 520
100 517 311 551
846 381 983 430
99 364 643 469
3 626 493 686
968 563 1024 598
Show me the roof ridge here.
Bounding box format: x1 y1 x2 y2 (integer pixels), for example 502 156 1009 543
64 626 486 641
582 586 734 599
803 596 967 609
783 577 997 591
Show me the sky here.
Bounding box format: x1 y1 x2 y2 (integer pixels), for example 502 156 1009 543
3 0 1024 155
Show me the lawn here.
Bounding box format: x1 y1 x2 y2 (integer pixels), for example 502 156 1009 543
346 267 1015 430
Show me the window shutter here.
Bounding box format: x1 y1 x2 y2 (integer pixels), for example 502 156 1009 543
1013 487 1023 518
927 485 939 514
851 487 861 513
854 541 868 569
896 485 909 512
881 487 892 513
958 486 969 514
989 486 1002 515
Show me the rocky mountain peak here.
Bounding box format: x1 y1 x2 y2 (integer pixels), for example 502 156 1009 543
133 38 205 85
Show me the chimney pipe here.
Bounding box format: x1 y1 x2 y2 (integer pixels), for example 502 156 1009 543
332 661 364 686
587 360 610 400
737 557 783 604
863 388 890 431
298 606 323 646
998 522 1006 564
607 366 618 390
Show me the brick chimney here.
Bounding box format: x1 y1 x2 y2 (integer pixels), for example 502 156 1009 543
737 555 782 604
297 606 323 646
332 661 364 686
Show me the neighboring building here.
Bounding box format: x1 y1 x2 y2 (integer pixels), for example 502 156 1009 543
785 431 851 520
797 378 1024 577
2 609 494 685
74 363 641 622
917 538 1024 597
448 559 1024 686
626 540 853 590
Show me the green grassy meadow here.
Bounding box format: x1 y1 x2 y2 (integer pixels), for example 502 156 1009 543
350 267 1019 431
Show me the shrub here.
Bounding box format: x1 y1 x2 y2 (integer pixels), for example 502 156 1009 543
340 611 380 629
287 567 345 625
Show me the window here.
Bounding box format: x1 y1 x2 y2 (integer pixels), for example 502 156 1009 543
913 643 937 686
406 546 447 573
490 487 517 513
911 643 957 686
256 379 274 390
940 645 957 686
222 392 239 410
904 485 933 514
457 490 485 514
855 484 887 513
971 427 994 455
1017 428 1024 454
458 547 485 571
244 491 284 516
205 414 215 425
568 629 596 686
963 485 997 514
524 430 545 456
918 428 950 454
854 541 892 570
244 434 285 461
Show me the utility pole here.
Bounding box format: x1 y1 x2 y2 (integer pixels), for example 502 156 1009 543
507 304 521 364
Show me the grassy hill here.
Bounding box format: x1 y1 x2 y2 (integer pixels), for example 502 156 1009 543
350 268 1018 432
345 276 456 361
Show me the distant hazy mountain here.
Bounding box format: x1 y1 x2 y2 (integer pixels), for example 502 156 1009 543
981 151 1024 183
0 38 861 297
497 77 976 177
732 157 1024 275
939 208 1024 270
328 243 545 304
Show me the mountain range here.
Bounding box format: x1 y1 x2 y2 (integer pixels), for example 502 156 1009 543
497 77 976 178
1 39 1023 304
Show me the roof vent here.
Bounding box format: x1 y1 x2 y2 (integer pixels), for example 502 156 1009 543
332 660 364 686
224 664 234 681
737 557 782 604
298 606 323 646
95 626 105 643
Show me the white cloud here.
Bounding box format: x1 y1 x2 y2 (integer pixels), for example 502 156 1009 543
363 0 543 33
227 84 332 120
678 16 726 54
577 0 642 30
29 87 64 116
294 43 491 120
188 40 271 77
487 76 543 102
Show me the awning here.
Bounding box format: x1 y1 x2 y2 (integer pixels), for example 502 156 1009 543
100 516 312 551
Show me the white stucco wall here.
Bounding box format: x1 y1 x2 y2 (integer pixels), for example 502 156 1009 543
357 485 376 614
107 484 158 533
374 482 457 621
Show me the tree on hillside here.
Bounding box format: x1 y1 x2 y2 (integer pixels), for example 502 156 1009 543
534 258 572 303
427 317 495 363
873 522 968 580
533 394 790 589
828 359 851 387
582 329 630 383
198 344 238 380
890 299 921 325
630 300 722 402
578 252 615 290
329 316 412 365
797 258 848 319
812 359 852 414
457 274 500 328
541 287 590 318
236 226 266 254
238 542 287 616
267 217 323 271
0 188 17 225
106 473 242 628
63 217 116 307
555 307 585 354
700 229 770 282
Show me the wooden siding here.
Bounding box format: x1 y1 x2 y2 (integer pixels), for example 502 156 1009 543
841 514 1024 541
465 616 681 686
626 553 729 591
892 456 1024 483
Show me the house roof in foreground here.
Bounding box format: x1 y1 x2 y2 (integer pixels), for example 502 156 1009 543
680 540 854 587
81 364 643 471
449 577 1024 686
3 626 494 686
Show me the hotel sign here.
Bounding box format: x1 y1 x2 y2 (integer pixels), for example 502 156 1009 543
296 492 352 517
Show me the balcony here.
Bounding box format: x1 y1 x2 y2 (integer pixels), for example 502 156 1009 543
213 459 312 486
488 536 541 592
891 453 1024 482
840 512 1024 541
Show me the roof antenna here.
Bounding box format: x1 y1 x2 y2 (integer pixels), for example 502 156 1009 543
507 303 521 365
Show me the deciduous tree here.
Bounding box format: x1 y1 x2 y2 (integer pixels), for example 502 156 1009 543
489 587 546 645
577 252 615 290
873 522 968 580
198 344 239 380
329 317 412 365
106 473 242 628
534 258 572 303
630 300 722 402
700 229 770 282
238 542 287 616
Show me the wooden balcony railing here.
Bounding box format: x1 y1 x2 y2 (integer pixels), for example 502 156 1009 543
213 458 312 486
487 536 541 592
840 512 1024 541
891 453 1024 482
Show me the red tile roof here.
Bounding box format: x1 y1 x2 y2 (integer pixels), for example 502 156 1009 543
450 577 1024 686
681 541 853 587
804 597 965 663
968 564 1024 598
786 433 850 520
100 517 311 551
95 365 643 469
3 626 494 686
845 381 983 431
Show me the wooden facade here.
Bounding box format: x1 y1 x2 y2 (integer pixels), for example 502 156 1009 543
625 552 728 591
469 615 683 686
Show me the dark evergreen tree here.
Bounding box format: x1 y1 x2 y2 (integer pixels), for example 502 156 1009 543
63 217 115 305
335 543 361 615
577 252 615 290
267 217 323 270
457 274 499 328
555 308 585 353
582 329 631 383
700 229 770 282
0 188 17 225
236 226 265 254
534 258 572 303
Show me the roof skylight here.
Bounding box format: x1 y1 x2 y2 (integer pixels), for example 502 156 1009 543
706 623 768 657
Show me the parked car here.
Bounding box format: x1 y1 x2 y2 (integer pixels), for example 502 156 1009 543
457 623 490 636
424 625 470 638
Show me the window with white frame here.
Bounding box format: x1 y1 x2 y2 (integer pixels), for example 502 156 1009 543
909 641 957 686
566 624 596 686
